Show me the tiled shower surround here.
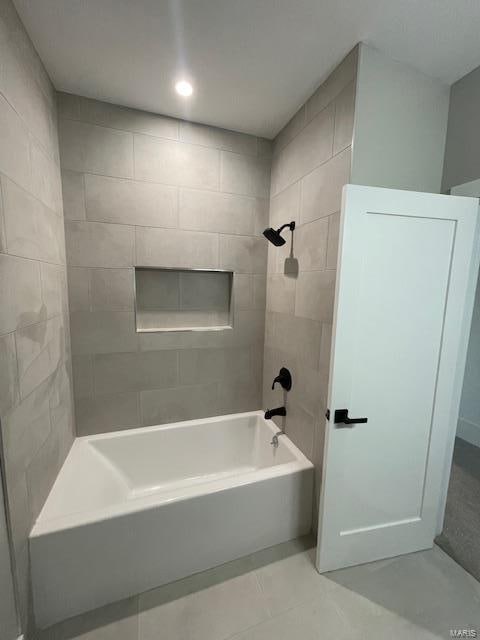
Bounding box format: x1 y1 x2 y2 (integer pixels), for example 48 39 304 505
262 48 357 506
0 0 75 630
0 2 357 629
60 48 356 452
58 93 271 435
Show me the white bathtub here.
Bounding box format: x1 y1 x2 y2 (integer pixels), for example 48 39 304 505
30 411 313 628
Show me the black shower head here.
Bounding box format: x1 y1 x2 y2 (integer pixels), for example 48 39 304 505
263 221 295 246
263 227 286 246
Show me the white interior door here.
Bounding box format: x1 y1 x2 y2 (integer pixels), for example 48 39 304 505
316 184 480 573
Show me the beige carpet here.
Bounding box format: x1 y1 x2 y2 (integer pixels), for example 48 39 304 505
436 437 480 582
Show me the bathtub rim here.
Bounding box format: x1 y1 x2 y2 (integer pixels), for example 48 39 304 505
30 410 313 538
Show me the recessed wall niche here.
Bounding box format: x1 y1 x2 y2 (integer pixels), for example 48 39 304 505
134 267 234 332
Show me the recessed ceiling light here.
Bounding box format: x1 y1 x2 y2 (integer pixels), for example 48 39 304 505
175 80 193 97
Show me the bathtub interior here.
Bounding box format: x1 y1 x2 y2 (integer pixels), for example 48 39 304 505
35 412 309 529
91 412 296 490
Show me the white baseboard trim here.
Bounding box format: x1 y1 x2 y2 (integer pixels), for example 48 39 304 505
457 418 480 448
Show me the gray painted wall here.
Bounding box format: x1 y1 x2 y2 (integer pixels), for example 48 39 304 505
443 65 480 192
351 44 450 194
443 65 480 446
0 0 75 634
58 94 270 435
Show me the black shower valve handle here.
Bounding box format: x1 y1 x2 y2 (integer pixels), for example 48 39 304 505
271 367 292 391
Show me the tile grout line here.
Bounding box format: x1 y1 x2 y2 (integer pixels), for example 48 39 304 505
58 114 263 157
0 86 60 167
270 145 350 202
66 215 268 241
223 576 329 640
59 163 268 200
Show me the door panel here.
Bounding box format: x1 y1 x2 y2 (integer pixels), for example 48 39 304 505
317 185 480 572
342 213 454 532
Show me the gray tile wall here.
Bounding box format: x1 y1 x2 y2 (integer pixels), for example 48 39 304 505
58 94 271 435
0 0 75 632
262 48 358 509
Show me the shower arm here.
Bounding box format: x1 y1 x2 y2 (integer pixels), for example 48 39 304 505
277 221 296 233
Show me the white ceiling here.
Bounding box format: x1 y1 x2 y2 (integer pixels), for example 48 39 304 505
13 0 480 138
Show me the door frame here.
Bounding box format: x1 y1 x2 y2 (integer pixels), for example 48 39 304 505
316 184 480 570
436 178 480 534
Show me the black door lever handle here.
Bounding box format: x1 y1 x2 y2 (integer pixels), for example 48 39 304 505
333 409 368 425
